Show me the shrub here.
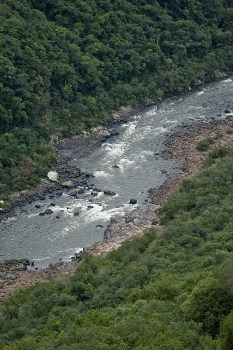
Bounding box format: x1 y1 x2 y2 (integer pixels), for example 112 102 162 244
196 137 214 152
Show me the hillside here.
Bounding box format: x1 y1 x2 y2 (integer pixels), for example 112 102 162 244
1 145 233 349
0 0 233 200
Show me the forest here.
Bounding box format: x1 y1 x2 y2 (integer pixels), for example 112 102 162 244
0 0 233 199
1 145 233 349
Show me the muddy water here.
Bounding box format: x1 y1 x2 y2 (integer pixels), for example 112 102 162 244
1 78 233 267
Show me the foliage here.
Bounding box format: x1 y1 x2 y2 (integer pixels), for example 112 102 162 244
196 137 214 151
1 146 233 348
0 0 233 198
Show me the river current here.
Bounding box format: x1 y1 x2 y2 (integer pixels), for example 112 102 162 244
1 78 233 268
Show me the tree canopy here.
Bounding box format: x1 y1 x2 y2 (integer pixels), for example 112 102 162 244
0 0 233 198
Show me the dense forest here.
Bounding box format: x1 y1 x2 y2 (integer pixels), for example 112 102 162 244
1 145 233 349
0 0 233 200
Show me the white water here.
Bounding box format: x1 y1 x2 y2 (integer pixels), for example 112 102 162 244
1 78 233 267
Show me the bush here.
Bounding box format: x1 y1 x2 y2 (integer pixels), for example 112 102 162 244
196 137 214 152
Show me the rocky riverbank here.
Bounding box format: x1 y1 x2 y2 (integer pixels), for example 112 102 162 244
2 113 233 302
0 105 134 221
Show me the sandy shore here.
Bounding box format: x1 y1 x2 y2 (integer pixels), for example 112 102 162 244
1 117 233 302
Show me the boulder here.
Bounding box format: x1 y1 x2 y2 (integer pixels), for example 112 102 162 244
74 251 85 261
104 190 116 196
47 171 59 182
78 188 85 194
62 180 75 189
44 208 54 214
129 199 137 204
110 130 120 137
225 115 233 122
112 164 120 169
225 109 231 114
73 210 80 216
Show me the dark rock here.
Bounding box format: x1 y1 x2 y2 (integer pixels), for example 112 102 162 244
69 190 78 197
225 109 231 114
104 190 116 196
56 215 60 219
44 208 54 215
93 188 102 192
148 188 154 194
73 210 80 216
91 191 98 196
22 260 30 270
39 212 45 216
39 195 46 200
74 251 85 261
85 173 94 178
50 202 56 206
112 164 120 169
129 199 137 204
225 115 233 122
56 191 63 196
110 130 120 137
78 188 85 194
96 224 103 228
35 204 41 209
87 205 94 209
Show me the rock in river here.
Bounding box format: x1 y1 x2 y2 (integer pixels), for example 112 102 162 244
129 199 137 204
44 208 54 215
104 190 116 196
39 208 54 216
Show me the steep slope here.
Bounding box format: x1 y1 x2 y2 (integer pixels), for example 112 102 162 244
0 0 233 199
1 146 233 349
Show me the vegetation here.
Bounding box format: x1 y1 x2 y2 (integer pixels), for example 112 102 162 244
196 137 214 151
1 145 233 348
1 0 233 198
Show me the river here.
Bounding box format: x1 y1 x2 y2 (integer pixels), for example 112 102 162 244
1 78 233 268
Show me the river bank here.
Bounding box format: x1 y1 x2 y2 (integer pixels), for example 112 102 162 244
0 105 136 221
1 73 230 221
1 112 233 302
